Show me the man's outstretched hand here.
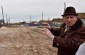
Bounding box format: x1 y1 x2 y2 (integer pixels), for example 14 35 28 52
41 28 54 40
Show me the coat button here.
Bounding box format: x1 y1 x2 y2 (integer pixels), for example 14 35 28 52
66 36 67 38
56 43 59 46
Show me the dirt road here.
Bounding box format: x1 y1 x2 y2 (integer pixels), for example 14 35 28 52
0 27 57 55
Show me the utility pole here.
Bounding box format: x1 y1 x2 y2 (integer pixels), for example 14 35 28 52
1 6 5 25
42 11 43 22
42 11 43 24
6 13 8 25
8 17 10 25
30 16 31 23
64 2 66 11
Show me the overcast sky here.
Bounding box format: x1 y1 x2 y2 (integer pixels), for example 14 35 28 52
0 0 85 23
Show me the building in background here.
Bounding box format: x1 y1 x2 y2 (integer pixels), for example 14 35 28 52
51 18 63 27
78 13 85 25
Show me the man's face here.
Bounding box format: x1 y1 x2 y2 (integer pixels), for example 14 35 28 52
63 15 77 27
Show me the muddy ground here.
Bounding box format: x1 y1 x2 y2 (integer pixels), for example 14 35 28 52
0 27 57 55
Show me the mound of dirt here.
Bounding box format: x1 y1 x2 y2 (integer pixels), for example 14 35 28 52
0 27 57 55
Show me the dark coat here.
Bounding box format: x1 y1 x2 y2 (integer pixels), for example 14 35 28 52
50 18 85 55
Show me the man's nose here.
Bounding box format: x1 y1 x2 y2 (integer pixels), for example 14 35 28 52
68 18 71 21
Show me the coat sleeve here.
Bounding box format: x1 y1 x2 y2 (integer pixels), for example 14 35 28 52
50 28 60 36
53 31 85 51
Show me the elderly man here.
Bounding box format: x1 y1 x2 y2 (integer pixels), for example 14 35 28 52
42 6 85 55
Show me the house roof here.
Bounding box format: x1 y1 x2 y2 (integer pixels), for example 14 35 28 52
77 13 85 19
52 18 62 22
30 21 38 24
39 20 51 23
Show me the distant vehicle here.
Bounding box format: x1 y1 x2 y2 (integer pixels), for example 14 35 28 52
38 23 50 28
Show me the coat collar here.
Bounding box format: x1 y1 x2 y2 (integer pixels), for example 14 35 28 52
61 18 83 31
